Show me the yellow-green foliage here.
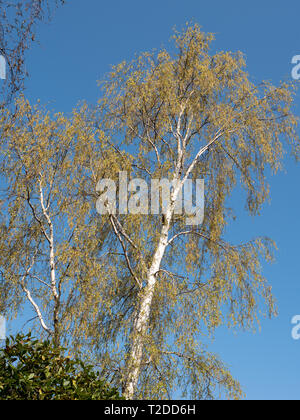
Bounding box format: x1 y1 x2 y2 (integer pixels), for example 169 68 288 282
0 24 299 400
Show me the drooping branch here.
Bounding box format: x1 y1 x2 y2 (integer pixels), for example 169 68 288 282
167 230 230 253
109 214 142 289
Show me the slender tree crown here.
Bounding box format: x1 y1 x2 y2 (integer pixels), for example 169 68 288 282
96 24 299 399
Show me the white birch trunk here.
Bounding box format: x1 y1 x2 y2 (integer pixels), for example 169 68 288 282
123 188 180 399
123 109 196 399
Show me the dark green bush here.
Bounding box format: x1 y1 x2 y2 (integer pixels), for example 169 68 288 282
0 333 122 400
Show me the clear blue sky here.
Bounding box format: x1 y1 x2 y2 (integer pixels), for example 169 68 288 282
11 0 300 400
